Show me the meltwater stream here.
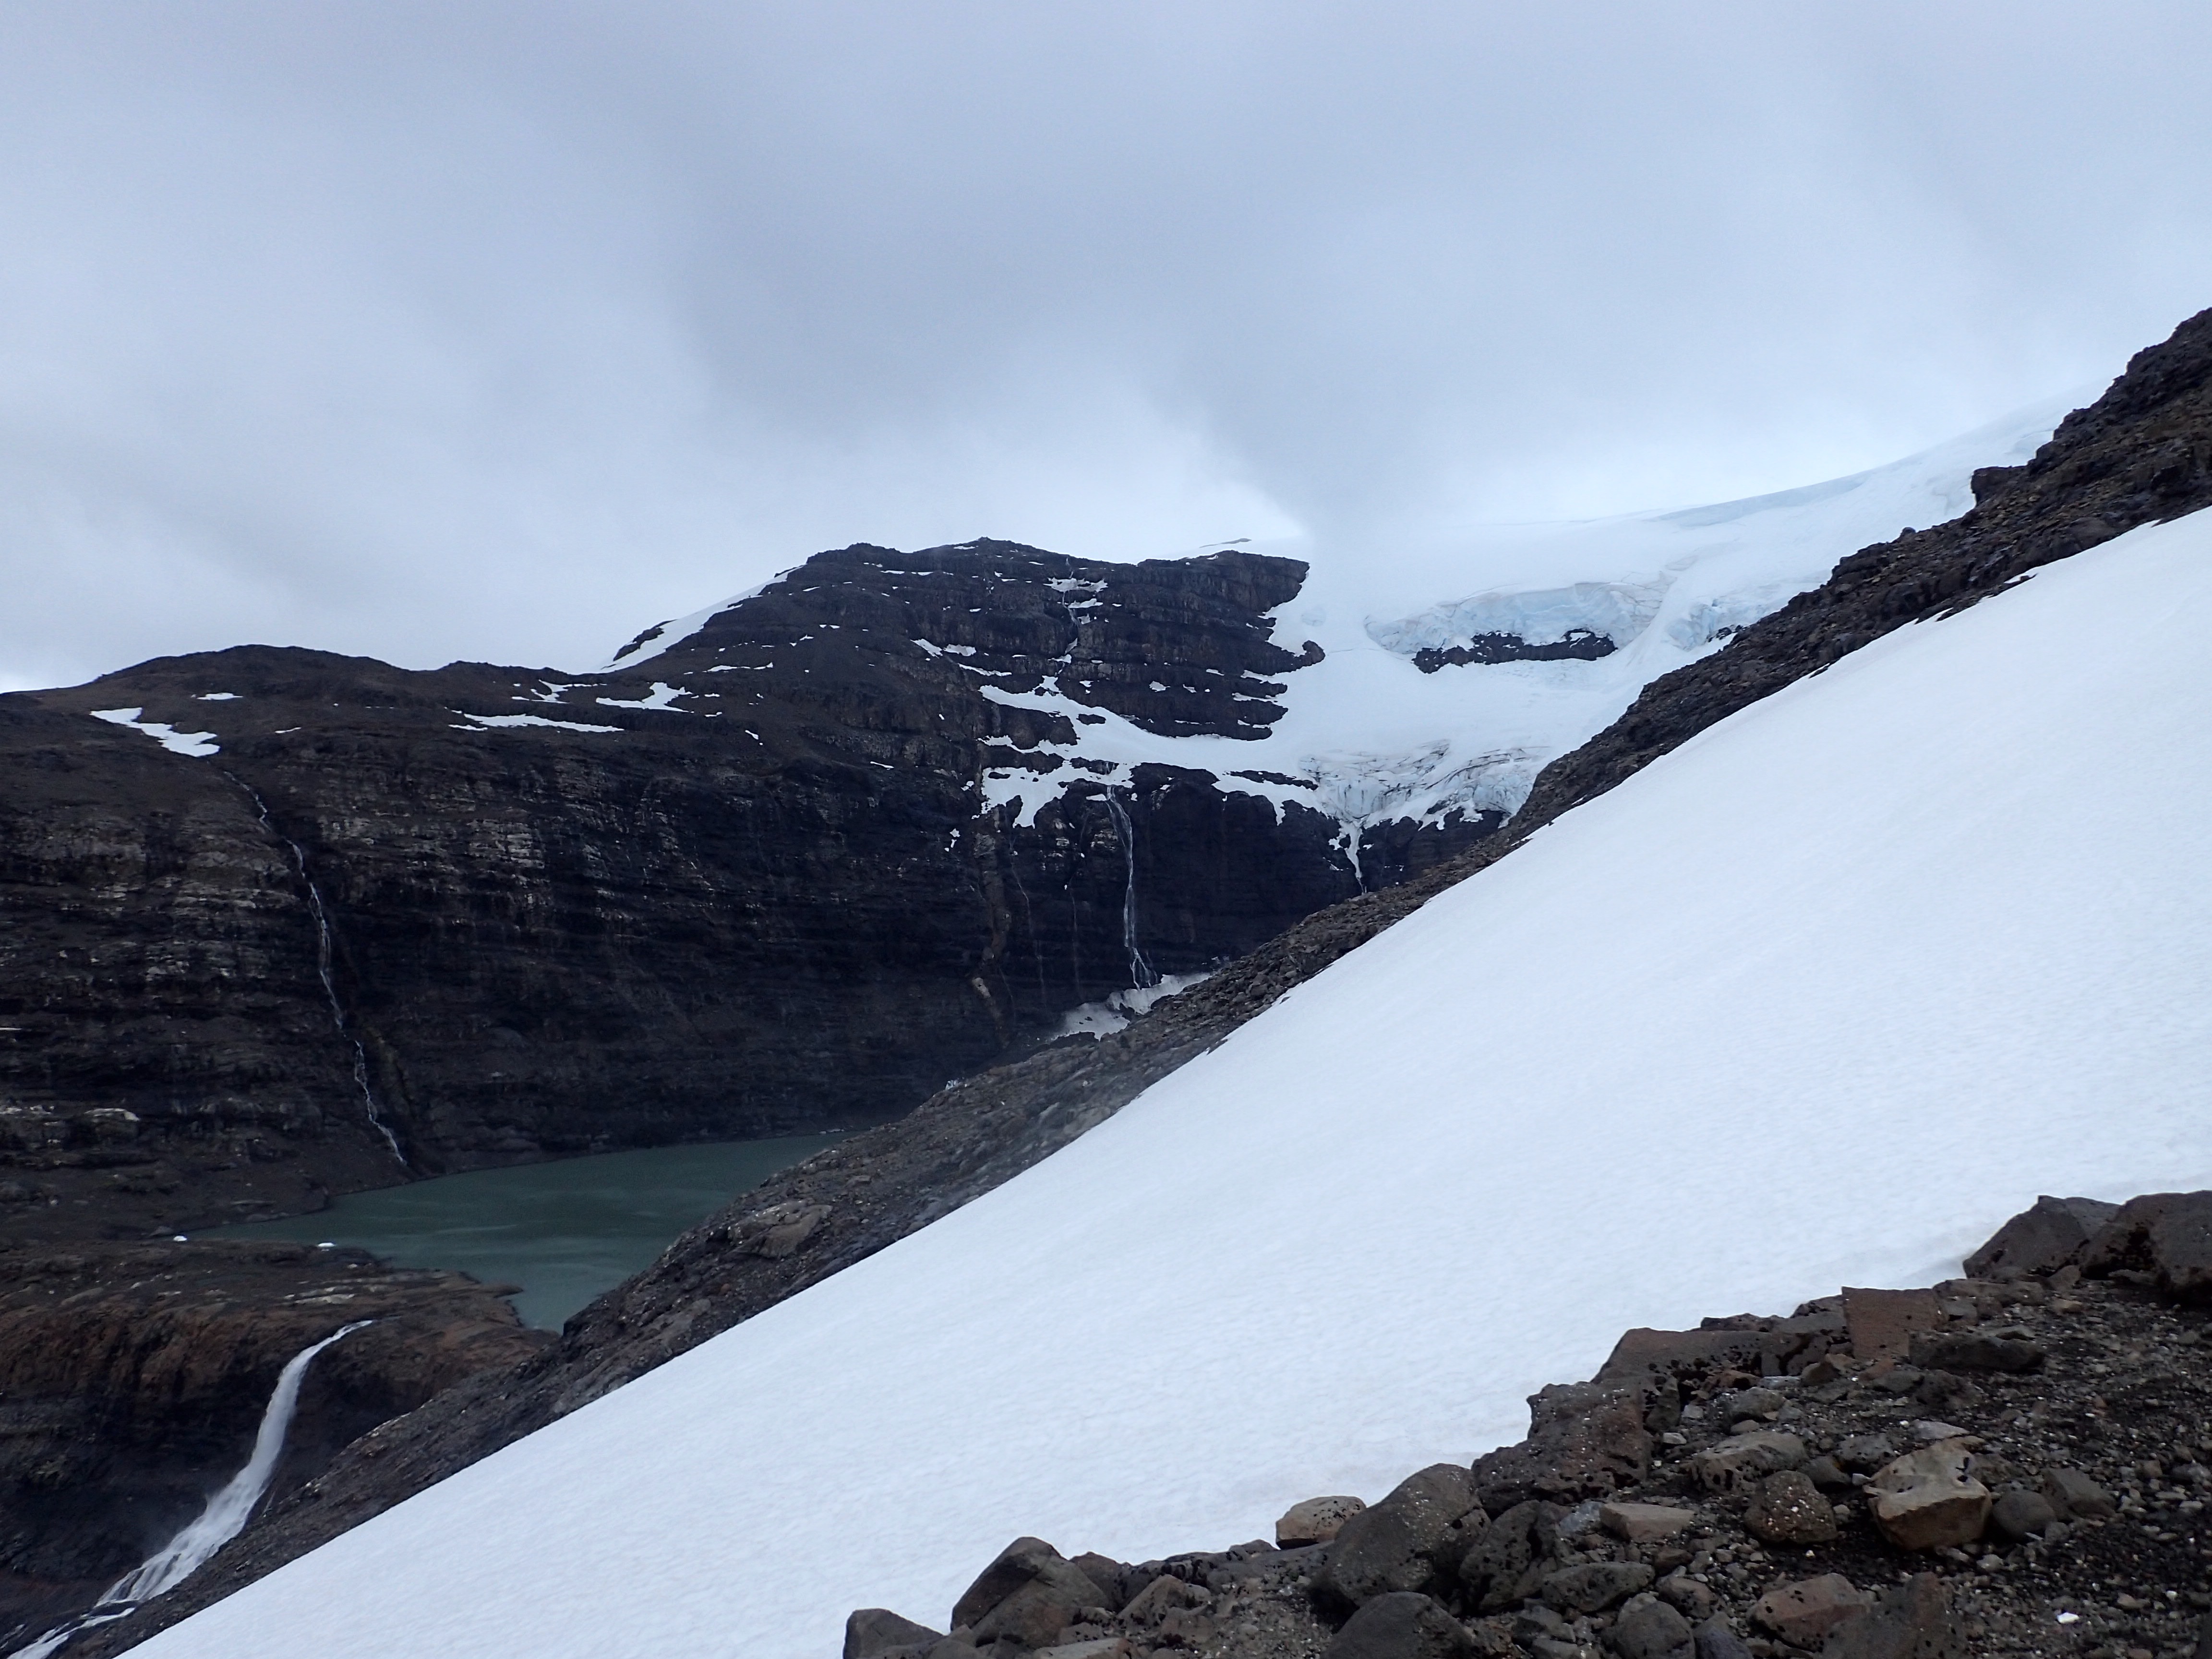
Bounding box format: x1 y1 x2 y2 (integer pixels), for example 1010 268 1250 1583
234 780 406 1166
8 1322 371 1659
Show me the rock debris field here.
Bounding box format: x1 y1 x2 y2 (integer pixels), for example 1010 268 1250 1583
844 1192 2212 1659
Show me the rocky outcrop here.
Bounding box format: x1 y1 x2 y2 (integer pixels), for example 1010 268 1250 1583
0 1239 544 1647
833 1192 2212 1659
57 306 2212 1655
0 543 1496 1238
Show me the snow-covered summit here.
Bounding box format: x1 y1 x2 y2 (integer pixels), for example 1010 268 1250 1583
137 496 2212 1659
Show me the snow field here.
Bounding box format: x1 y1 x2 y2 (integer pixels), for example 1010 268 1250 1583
144 506 2212 1659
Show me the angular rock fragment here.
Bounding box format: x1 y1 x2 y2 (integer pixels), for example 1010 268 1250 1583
1743 1470 1839 1545
1749 1574 1872 1647
1599 1502 1697 1543
1314 1464 1485 1612
1323 1591 1479 1659
1990 1488 2057 1540
1864 1444 1991 1550
1539 1561 1652 1614
844 1608 945 1659
1905 1331 2044 1372
2082 1190 2212 1303
2040 1466 2116 1519
1279 1494 1368 1547
1472 1383 1651 1510
1687 1431 1805 1492
1456 1500 1561 1615
1965 1195 2120 1279
1692 1616 1753 1659
952 1538 1108 1647
1608 1592 1694 1659
1842 1288 1940 1362
1820 1572 1965 1659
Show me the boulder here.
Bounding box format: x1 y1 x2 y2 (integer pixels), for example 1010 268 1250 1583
845 1609 946 1659
1324 1591 1480 1659
1599 1502 1697 1544
952 1538 1110 1647
1118 1574 1208 1626
1068 1553 1131 1610
1743 1471 1839 1545
2040 1467 2116 1519
2082 1191 2212 1303
1841 1288 1939 1362
1456 1500 1562 1614
1964 1195 2120 1279
1687 1432 1806 1493
1990 1488 2058 1541
1749 1575 1872 1647
1833 1433 1897 1473
1033 1643 1132 1659
1693 1617 1754 1659
1314 1465 1486 1612
1608 1593 1694 1659
1864 1445 1991 1551
1279 1495 1369 1548
1905 1332 2043 1372
1472 1383 1652 1511
1540 1562 1653 1615
1820 1573 1965 1659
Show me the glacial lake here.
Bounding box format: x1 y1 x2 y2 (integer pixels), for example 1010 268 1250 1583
210 1135 839 1330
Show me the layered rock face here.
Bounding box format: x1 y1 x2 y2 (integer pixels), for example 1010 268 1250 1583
0 1239 544 1645
0 543 1491 1237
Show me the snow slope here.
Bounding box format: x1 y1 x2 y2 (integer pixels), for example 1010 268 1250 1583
978 399 2072 852
144 508 2212 1659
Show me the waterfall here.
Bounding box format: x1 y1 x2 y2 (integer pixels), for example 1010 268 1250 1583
233 781 405 1165
1102 789 1158 990
7 1322 372 1659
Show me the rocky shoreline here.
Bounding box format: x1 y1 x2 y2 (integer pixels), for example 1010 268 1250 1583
840 1192 2212 1659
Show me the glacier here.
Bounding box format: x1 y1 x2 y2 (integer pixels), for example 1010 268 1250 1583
139 502 2212 1659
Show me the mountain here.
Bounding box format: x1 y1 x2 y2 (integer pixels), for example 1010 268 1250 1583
0 403 2056 1240
114 320 2212 1659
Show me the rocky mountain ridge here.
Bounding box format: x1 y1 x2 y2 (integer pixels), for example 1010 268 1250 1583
836 1190 2212 1659
53 305 2212 1657
0 543 1496 1240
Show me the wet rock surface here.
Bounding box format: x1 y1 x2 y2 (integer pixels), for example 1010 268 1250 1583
1 542 1489 1240
0 1239 543 1648
835 1192 2212 1659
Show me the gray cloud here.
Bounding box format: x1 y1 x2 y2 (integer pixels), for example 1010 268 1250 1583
2 0 2209 687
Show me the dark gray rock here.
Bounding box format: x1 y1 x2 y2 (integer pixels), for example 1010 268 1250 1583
1905 1332 2044 1372
1472 1383 1651 1511
1456 1501 1561 1614
1964 1196 2120 1279
1819 1573 1965 1659
1692 1617 1754 1659
1608 1593 1694 1659
1742 1470 1838 1545
1313 1465 1485 1612
1990 1488 2057 1541
2083 1191 2212 1304
2040 1467 2116 1519
1324 1591 1479 1659
1540 1561 1652 1615
1833 1433 1897 1473
1802 1455 1852 1491
845 1609 945 1659
953 1538 1106 1647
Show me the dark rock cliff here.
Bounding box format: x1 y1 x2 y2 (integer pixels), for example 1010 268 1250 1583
63 307 2212 1656
0 1240 544 1647
0 543 1492 1239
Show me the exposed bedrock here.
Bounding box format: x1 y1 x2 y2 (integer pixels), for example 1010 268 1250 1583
0 543 1493 1237
0 1239 543 1646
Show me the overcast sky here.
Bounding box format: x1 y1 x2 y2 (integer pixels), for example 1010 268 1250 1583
3 2 2209 688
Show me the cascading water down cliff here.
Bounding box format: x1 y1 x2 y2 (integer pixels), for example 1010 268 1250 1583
1102 789 1157 991
7 1322 372 1659
234 781 406 1166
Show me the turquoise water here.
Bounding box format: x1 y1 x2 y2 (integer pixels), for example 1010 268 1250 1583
210 1135 839 1330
